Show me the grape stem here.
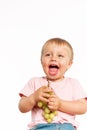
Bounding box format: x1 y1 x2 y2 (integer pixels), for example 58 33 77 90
47 79 50 87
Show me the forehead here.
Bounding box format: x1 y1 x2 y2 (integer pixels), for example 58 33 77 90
41 39 73 60
42 42 71 53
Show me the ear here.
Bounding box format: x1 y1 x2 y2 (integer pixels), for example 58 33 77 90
67 61 73 70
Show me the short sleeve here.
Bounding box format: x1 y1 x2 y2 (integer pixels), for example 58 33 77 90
19 78 35 97
72 79 87 100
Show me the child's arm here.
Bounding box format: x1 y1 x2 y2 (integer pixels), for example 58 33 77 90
18 86 53 113
18 94 36 113
48 93 87 115
58 98 87 115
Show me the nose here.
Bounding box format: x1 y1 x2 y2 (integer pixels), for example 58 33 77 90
51 55 57 61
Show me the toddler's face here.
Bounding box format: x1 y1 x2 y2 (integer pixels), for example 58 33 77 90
41 43 72 81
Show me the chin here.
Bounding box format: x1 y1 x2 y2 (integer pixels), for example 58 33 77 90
47 76 58 81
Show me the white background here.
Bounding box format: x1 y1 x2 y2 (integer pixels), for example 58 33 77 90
0 0 87 130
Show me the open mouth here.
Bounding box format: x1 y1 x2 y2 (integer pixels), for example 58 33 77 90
48 64 59 75
49 64 59 69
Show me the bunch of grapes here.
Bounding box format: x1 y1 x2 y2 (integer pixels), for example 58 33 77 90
38 101 58 123
37 85 58 123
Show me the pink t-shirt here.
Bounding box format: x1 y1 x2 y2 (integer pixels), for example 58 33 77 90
19 77 87 129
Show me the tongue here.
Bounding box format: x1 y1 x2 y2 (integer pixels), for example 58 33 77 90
49 68 58 75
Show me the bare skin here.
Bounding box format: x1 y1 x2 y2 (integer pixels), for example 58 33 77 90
18 86 87 114
18 41 87 116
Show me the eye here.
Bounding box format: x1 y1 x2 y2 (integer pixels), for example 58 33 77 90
45 53 51 56
58 54 64 58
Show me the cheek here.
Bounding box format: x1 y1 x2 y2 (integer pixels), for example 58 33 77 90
62 61 72 70
60 60 70 69
41 57 48 66
41 60 47 69
60 60 67 65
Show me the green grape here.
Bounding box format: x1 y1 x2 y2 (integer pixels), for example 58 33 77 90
37 101 47 109
53 110 58 116
42 105 46 109
44 113 50 119
47 118 52 123
37 101 43 108
37 83 58 123
44 107 50 114
42 102 47 109
49 112 55 120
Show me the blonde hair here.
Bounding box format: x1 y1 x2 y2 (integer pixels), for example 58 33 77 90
41 37 74 61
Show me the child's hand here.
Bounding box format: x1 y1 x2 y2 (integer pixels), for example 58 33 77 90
48 92 60 111
35 87 59 122
34 86 53 103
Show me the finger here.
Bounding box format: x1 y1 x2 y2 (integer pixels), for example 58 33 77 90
40 96 49 103
49 98 55 102
48 104 54 111
42 93 51 98
43 86 53 92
